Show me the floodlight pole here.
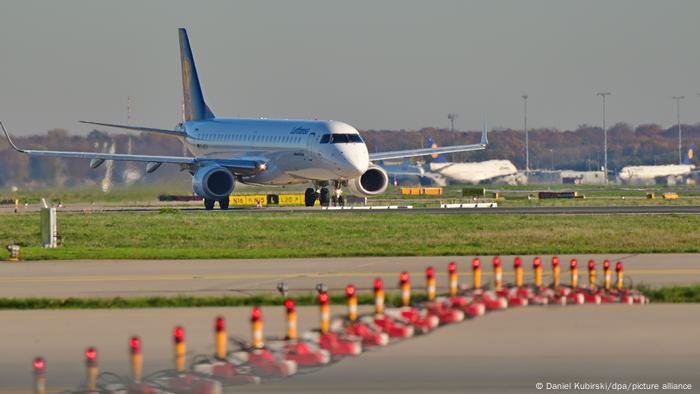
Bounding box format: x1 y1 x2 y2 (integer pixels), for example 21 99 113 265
597 92 611 183
672 96 685 164
522 95 529 173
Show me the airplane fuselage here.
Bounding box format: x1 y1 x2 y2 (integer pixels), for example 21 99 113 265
182 118 369 185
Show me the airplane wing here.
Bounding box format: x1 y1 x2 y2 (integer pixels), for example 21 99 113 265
1 121 265 175
80 120 187 138
369 120 488 162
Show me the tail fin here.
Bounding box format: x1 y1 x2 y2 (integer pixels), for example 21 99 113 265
427 137 448 163
178 28 215 121
683 144 696 164
480 115 488 145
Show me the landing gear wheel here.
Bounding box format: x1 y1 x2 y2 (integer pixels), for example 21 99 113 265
204 198 215 210
218 198 229 210
304 188 317 207
319 188 330 207
338 195 345 207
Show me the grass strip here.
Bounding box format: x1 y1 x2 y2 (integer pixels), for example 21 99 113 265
0 293 429 310
0 286 699 310
2 212 700 260
637 284 700 303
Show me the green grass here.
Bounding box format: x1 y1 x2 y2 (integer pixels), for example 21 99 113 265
0 293 427 310
0 285 697 310
374 184 700 207
639 284 700 303
5 184 700 207
1 211 699 260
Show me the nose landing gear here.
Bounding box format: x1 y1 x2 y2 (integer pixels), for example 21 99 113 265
331 184 345 207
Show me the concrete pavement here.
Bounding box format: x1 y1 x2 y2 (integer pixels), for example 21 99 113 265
0 304 697 393
0 254 698 298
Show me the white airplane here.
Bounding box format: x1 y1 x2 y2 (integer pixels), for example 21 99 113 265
2 28 487 210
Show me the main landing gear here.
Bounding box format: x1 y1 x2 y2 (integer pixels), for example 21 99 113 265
204 198 230 210
305 182 345 207
305 186 330 207
304 188 317 207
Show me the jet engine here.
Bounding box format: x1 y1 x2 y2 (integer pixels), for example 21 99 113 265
347 165 389 197
192 165 235 199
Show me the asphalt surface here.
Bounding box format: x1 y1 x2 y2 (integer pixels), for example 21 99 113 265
3 203 700 215
0 254 698 298
0 305 697 393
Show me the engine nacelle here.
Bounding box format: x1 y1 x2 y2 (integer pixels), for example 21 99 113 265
192 165 235 200
347 165 389 197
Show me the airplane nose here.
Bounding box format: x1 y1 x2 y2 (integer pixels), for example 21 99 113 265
336 147 368 177
348 155 368 177
348 146 369 176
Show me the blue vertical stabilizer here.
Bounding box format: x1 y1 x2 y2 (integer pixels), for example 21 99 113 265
179 28 215 121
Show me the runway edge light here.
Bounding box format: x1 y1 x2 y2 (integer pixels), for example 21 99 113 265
84 347 98 391
173 326 186 372
33 357 46 394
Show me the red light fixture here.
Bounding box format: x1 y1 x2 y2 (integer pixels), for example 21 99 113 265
570 259 578 269
173 326 185 344
447 262 457 274
492 256 501 267
284 298 296 312
129 336 141 355
588 260 595 270
250 307 262 321
373 278 383 291
215 316 225 333
85 347 97 361
345 284 356 297
533 257 542 268
399 271 409 284
472 258 481 269
425 266 435 279
514 257 522 268
319 292 329 304
33 357 45 371
552 256 560 266
616 262 623 272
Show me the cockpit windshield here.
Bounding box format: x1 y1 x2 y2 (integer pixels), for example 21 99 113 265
329 133 363 144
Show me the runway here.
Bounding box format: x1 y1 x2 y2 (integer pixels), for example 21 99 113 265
0 305 697 393
3 203 700 215
0 254 698 298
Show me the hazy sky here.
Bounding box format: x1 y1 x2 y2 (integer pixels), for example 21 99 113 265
1 0 699 135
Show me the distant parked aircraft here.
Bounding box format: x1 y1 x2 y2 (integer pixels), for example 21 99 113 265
618 145 696 185
380 131 519 186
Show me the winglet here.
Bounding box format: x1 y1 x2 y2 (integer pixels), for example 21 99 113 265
0 121 25 153
480 115 488 145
